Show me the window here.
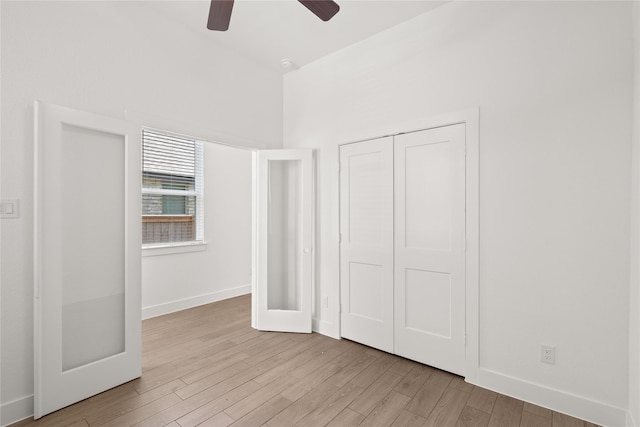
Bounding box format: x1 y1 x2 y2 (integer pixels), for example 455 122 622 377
142 129 204 247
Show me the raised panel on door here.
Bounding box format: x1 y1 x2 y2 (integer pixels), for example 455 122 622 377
339 137 393 353
394 124 466 375
34 101 141 418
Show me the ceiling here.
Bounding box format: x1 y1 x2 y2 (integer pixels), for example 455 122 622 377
151 0 446 72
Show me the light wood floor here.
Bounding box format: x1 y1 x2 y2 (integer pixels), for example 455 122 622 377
12 294 598 427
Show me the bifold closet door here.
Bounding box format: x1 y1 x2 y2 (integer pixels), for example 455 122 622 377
339 137 394 353
394 124 466 376
339 124 466 376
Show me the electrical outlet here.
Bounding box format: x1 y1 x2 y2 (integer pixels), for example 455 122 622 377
322 296 329 308
541 344 556 364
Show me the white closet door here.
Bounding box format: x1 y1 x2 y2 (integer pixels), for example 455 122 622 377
394 124 466 375
34 101 141 418
339 138 394 353
253 149 313 333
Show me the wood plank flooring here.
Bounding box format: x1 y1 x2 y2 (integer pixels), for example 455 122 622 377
12 295 598 427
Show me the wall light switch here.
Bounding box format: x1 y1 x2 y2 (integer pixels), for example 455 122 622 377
1 199 19 218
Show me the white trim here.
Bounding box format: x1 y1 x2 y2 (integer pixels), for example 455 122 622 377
32 100 43 419
1 395 34 427
251 152 258 329
194 140 205 241
141 285 250 320
477 368 628 427
463 108 480 384
333 106 479 149
142 241 207 257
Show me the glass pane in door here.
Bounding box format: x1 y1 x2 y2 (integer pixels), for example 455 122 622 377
60 124 125 371
267 159 302 311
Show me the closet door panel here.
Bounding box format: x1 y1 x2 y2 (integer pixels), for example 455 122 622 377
339 137 394 353
394 124 466 376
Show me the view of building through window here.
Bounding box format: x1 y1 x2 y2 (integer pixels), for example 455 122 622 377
142 130 204 245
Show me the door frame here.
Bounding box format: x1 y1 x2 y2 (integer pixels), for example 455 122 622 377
337 108 479 383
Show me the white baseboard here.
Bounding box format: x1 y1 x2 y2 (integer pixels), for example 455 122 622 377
2 395 33 427
142 285 251 319
312 318 340 339
478 368 627 427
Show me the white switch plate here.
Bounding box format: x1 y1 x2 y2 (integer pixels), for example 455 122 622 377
0 199 19 218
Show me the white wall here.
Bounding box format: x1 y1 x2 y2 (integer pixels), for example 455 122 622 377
630 2 640 426
141 142 252 318
283 2 633 425
0 1 282 425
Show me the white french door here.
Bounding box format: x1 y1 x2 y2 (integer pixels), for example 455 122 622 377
339 137 394 353
34 101 141 418
394 124 466 375
339 124 466 375
252 149 313 333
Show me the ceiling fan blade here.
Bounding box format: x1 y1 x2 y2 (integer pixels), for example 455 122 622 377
298 0 340 22
207 0 234 31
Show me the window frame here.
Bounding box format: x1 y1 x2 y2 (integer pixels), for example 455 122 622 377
141 128 205 255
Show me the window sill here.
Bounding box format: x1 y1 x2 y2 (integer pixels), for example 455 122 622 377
142 241 207 257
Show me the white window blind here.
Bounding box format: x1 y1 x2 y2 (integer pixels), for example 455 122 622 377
142 129 204 246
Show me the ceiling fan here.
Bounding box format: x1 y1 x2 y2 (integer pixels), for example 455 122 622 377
207 0 340 31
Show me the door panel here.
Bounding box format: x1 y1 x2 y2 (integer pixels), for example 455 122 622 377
404 140 454 251
34 102 141 418
404 269 451 337
60 124 126 371
394 124 466 375
254 149 313 333
339 138 393 353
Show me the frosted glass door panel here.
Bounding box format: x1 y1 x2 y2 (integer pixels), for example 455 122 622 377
254 149 313 333
60 124 125 371
267 160 302 311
